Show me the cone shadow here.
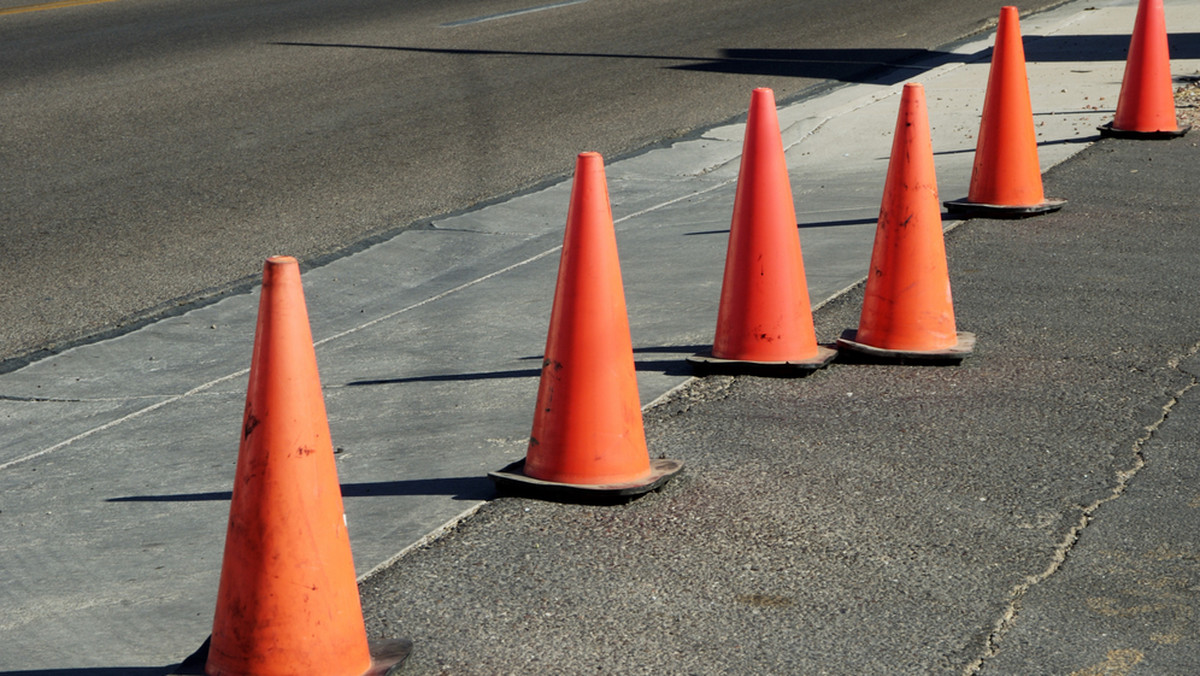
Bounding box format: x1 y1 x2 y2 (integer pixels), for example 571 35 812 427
107 476 495 503
686 216 877 236
271 41 956 83
344 352 694 386
672 47 942 84
347 368 540 385
272 34 1200 84
0 669 174 676
931 134 1103 158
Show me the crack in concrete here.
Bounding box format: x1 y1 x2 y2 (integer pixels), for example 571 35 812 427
0 393 195 404
0 394 86 403
424 224 533 236
963 340 1200 675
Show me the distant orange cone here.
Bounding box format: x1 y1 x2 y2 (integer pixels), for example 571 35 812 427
839 83 975 363
945 6 1066 218
176 257 409 676
688 87 835 375
488 153 681 502
1100 0 1190 138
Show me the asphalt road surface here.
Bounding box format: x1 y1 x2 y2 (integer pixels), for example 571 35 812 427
1 0 1059 369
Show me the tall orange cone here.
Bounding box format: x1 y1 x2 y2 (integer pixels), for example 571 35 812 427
945 6 1066 218
839 83 975 363
1100 0 1190 138
488 153 681 503
175 257 409 676
688 87 835 375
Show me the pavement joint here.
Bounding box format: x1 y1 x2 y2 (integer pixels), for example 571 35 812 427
356 501 490 583
0 371 245 471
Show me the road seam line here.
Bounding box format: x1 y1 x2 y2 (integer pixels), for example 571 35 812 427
440 0 588 27
0 370 248 472
0 0 118 17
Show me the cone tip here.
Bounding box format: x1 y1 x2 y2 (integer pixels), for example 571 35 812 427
751 87 776 101
575 151 605 172
262 256 301 287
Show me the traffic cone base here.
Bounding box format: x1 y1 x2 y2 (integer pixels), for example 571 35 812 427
173 637 412 676
489 457 683 504
1098 120 1191 139
944 195 1067 218
687 345 837 376
837 329 976 364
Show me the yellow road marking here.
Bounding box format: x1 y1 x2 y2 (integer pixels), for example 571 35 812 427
0 0 119 17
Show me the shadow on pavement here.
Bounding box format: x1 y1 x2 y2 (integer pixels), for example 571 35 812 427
107 476 496 503
0 668 173 676
272 33 1200 85
932 133 1104 158
685 216 878 236
345 344 708 388
343 358 689 387
347 368 540 385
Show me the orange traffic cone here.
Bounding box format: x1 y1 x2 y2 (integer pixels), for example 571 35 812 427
945 6 1066 218
488 153 681 502
839 83 975 363
175 257 409 676
1100 0 1190 138
688 87 836 375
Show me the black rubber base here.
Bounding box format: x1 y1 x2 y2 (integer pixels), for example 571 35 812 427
172 635 412 675
1098 120 1191 140
836 329 976 365
488 457 683 504
687 345 837 377
944 197 1066 219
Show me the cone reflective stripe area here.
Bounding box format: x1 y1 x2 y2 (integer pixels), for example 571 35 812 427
173 257 409 676
488 153 681 503
839 84 975 363
1101 0 1190 138
688 87 835 375
944 6 1066 218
